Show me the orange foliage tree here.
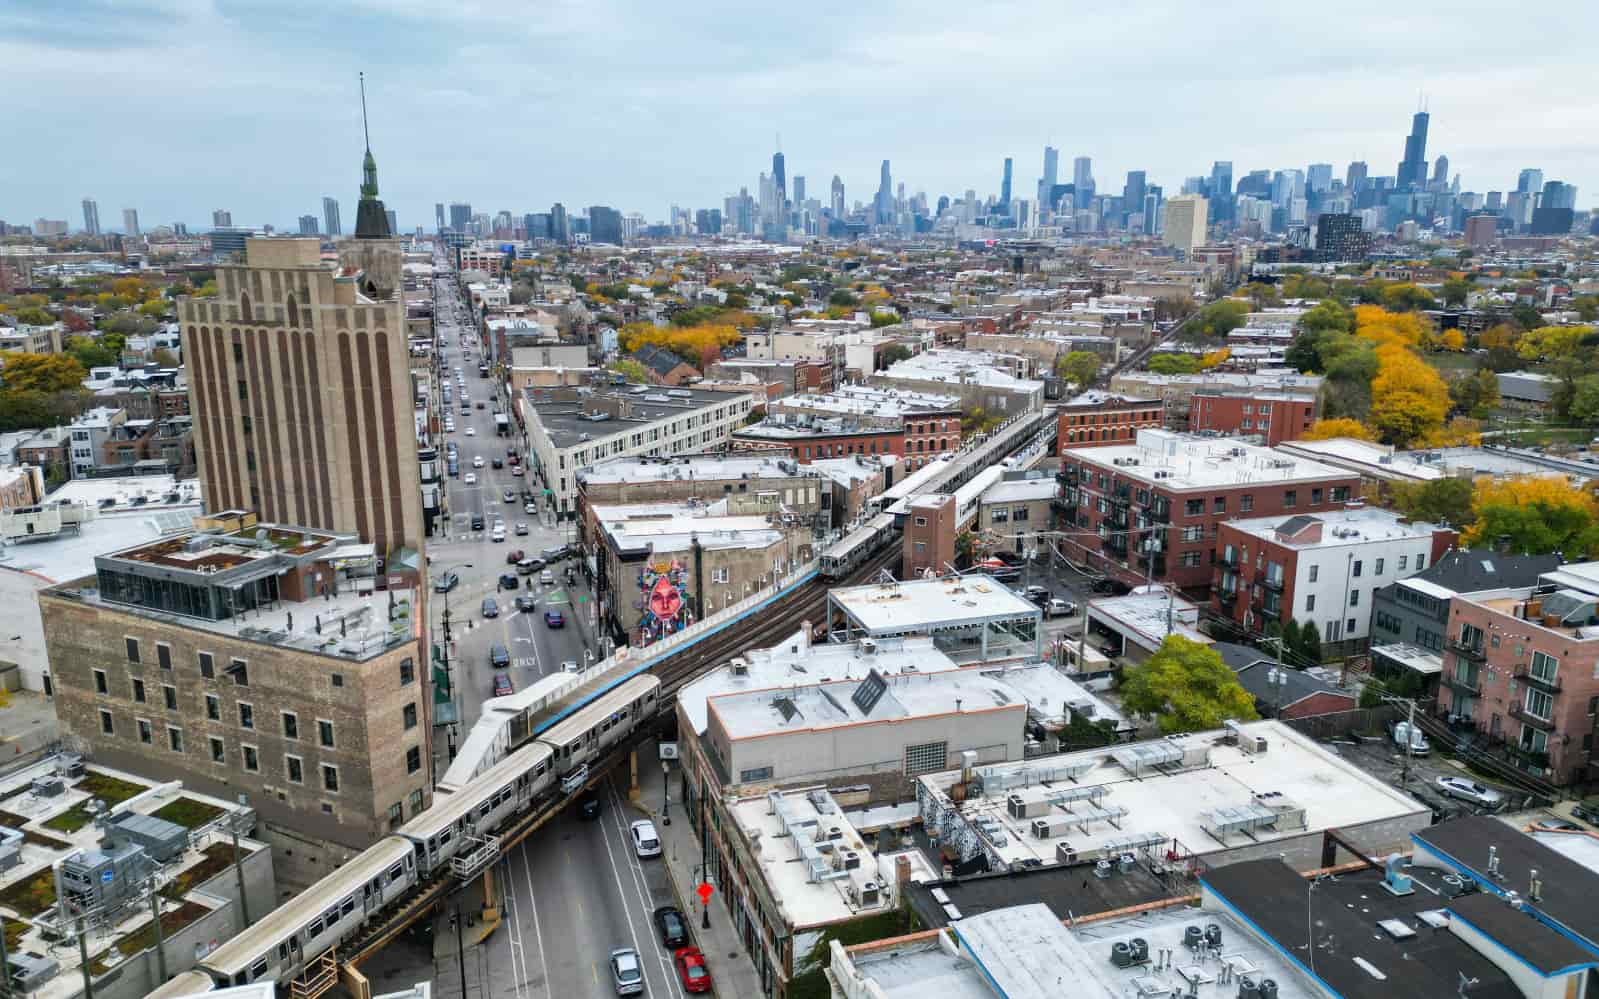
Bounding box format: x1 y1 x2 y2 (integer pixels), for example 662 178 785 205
1462 477 1599 558
1354 305 1429 348
1300 418 1375 442
1368 344 1450 446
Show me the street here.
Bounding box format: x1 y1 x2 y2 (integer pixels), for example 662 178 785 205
428 264 598 772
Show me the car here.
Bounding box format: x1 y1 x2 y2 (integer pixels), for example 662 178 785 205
540 569 555 586
506 549 525 564
1575 798 1599 826
578 790 603 819
514 594 537 612
476 401 486 410
544 609 565 628
674 947 711 993
481 597 500 618
432 571 459 594
654 906 690 948
491 523 506 542
463 472 478 485
988 566 1020 581
489 644 511 668
1023 584 1050 604
471 513 485 530
503 489 516 503
524 501 538 514
1532 818 1582 832
630 819 662 858
472 456 484 468
610 948 643 996
516 557 542 575
465 427 476 436
562 660 580 673
498 573 518 590
542 545 571 563
1044 597 1077 617
1435 776 1504 808
491 458 503 469
515 522 529 536
444 421 455 433
491 671 513 698
510 465 525 476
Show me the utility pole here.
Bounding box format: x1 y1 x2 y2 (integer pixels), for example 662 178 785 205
231 796 251 926
147 881 168 983
453 906 469 999
75 916 93 999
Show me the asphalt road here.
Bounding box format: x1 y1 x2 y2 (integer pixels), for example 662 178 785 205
361 772 690 999
427 268 596 769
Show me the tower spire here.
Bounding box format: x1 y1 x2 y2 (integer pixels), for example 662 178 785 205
361 71 372 152
354 71 391 238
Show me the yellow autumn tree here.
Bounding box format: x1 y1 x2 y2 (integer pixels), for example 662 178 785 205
1300 418 1376 442
1354 305 1428 348
619 321 742 366
1415 417 1482 448
1199 348 1231 370
1462 477 1599 558
1440 329 1466 351
1368 343 1450 446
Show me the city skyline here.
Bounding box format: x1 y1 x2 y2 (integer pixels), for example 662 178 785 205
3 2 1596 228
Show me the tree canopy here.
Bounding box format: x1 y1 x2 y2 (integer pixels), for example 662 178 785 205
1462 477 1599 558
1388 476 1476 528
1119 635 1259 735
1 351 86 393
1190 299 1251 338
1055 350 1101 387
1147 353 1203 375
1300 418 1375 442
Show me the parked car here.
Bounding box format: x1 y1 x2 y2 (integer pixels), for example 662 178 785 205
489 644 511 668
491 458 504 469
1391 721 1430 756
514 595 537 613
515 522 529 536
544 609 565 628
540 569 555 585
517 557 544 575
1435 776 1504 808
654 906 690 948
1023 585 1050 604
481 597 500 618
630 820 662 858
1044 597 1076 617
1574 798 1599 826
610 948 643 996
674 947 712 994
542 545 572 563
498 573 519 590
524 501 538 514
1532 818 1582 832
506 549 525 565
432 572 459 594
492 672 513 697
579 791 602 820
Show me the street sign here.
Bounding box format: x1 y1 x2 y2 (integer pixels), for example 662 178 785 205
101 869 114 884
696 883 714 903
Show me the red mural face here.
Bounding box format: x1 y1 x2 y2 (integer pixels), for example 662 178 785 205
648 574 684 622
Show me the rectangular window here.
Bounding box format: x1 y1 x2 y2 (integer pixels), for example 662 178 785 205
388 802 404 830
399 658 414 686
319 720 334 748
198 652 214 678
1352 560 1363 578
286 755 304 784
406 746 422 774
1182 525 1203 542
210 737 225 764
132 678 146 703
156 644 172 670
322 765 339 793
403 703 418 730
331 673 344 688
408 788 424 814
231 659 248 686
205 694 220 720
243 745 259 773
1308 565 1319 583
1525 688 1554 721
1399 555 1408 571
1283 490 1297 508
1305 594 1316 611
1374 558 1385 575
904 740 949 777
1416 554 1425 570
1531 651 1559 684
137 718 152 744
1213 497 1226 514
740 767 774 783
1310 488 1323 505
1349 590 1360 607
94 669 108 694
125 637 140 663
99 709 114 735
238 703 254 729
711 567 729 584
167 726 183 753
1184 499 1204 516
282 712 299 740
1180 551 1201 567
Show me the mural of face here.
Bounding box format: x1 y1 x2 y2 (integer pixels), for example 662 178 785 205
637 557 692 645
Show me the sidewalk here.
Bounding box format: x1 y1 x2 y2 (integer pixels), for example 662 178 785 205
634 760 764 999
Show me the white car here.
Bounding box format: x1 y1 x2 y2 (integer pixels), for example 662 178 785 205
465 427 476 436
490 523 507 542
1436 776 1504 809
562 660 580 673
472 456 485 468
463 472 477 485
524 502 537 514
630 819 662 858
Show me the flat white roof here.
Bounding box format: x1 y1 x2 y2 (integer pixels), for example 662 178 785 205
977 662 1129 730
1371 642 1445 676
709 667 1025 740
1070 433 1352 490
46 474 199 508
882 350 1043 391
578 454 813 485
1222 505 1438 549
830 574 1041 636
0 508 200 583
775 385 960 418
1088 587 1208 651
981 477 1057 505
594 503 783 552
919 720 1427 870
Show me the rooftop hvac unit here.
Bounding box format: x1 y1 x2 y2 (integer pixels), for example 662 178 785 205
1008 794 1051 819
1031 815 1077 839
859 881 881 906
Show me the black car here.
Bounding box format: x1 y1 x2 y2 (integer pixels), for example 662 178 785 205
471 513 485 530
491 458 504 469
578 790 602 820
514 594 538 612
432 571 460 594
489 643 511 668
499 573 519 590
653 906 689 948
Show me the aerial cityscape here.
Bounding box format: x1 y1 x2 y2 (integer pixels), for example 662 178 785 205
7 7 1599 999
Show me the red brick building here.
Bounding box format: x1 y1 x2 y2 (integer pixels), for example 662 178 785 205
1442 569 1599 786
1057 430 1363 596
729 423 903 465
1057 392 1163 451
1189 391 1318 446
904 493 955 577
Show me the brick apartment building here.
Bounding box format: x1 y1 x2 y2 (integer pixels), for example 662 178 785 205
1057 430 1362 596
1058 391 1163 450
1441 561 1599 786
1190 391 1319 446
1213 506 1455 650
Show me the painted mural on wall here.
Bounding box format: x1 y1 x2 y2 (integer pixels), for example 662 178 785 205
637 557 692 645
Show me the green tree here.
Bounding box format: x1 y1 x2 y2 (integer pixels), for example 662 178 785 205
1387 476 1476 527
1448 367 1501 419
1242 284 1282 309
1570 374 1599 427
1279 619 1302 662
1440 278 1473 308
1463 477 1599 558
828 289 859 307
1573 295 1599 323
1055 350 1102 387
1191 299 1251 338
151 347 180 368
1511 303 1544 329
13 307 52 326
1296 622 1323 666
1119 635 1259 734
1380 283 1436 311
0 352 86 392
868 310 899 328
137 299 168 318
1146 353 1203 375
66 336 117 369
879 344 912 366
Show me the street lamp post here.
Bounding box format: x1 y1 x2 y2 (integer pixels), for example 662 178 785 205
436 562 474 764
1267 667 1287 717
661 759 671 825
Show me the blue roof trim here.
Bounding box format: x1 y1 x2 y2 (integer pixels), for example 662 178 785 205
1197 875 1339 998
1446 908 1599 979
949 923 1011 999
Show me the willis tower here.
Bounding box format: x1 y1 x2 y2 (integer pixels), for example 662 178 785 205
1396 109 1429 191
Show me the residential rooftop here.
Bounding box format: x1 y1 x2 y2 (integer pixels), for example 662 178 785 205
1221 505 1442 549
827 574 1042 661
593 502 784 554
773 385 961 418
1278 438 1591 484
879 350 1042 391
1067 429 1354 490
521 383 756 450
979 476 1057 505
576 453 816 487
1087 585 1209 652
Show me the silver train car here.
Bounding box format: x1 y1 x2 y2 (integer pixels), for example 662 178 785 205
179 674 661 994
820 510 897 578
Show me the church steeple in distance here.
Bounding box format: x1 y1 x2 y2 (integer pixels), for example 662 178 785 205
354 71 392 238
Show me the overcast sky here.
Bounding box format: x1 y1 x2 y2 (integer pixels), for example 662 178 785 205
4 0 1597 231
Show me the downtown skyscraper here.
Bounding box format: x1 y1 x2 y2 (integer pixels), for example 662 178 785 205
876 160 894 224
81 197 100 235
1038 145 1059 212
1396 109 1430 190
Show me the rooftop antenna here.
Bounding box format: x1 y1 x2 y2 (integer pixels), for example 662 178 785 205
360 71 372 152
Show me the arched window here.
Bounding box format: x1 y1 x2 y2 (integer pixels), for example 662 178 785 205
238 291 252 322
285 293 299 327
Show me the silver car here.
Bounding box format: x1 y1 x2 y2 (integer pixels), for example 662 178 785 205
610 947 644 996
1435 776 1504 809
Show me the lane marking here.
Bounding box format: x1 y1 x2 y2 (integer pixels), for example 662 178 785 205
517 836 552 999
604 779 687 998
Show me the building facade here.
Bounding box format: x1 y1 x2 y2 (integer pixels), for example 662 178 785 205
1189 391 1318 446
1057 391 1163 450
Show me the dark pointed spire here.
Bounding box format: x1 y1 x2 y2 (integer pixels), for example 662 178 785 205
354 71 391 238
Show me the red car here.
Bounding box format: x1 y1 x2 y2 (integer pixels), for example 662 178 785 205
674 947 711 994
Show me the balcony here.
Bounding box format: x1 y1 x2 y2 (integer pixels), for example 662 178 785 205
1512 665 1563 693
1262 575 1285 593
1448 638 1486 662
1444 671 1481 696
1217 589 1238 607
1103 536 1129 557
1508 702 1556 732
1107 512 1129 530
1219 550 1239 569
1147 502 1171 524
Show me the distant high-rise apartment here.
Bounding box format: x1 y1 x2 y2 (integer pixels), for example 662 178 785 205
792 176 805 207
876 160 894 224
1143 186 1164 236
82 198 100 235
1038 146 1059 211
1346 161 1369 191
1072 156 1094 209
1314 213 1370 262
999 157 1013 209
122 208 139 236
1517 169 1543 195
1531 181 1577 235
1432 155 1450 188
772 149 786 205
1123 171 1147 211
448 202 472 231
323 196 342 237
297 214 319 235
1210 162 1233 199
550 203 569 243
1464 214 1498 248
435 202 445 232
213 209 233 228
830 175 845 219
589 205 623 245
1396 110 1429 190
695 208 722 235
1162 194 1208 255
1306 163 1333 193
